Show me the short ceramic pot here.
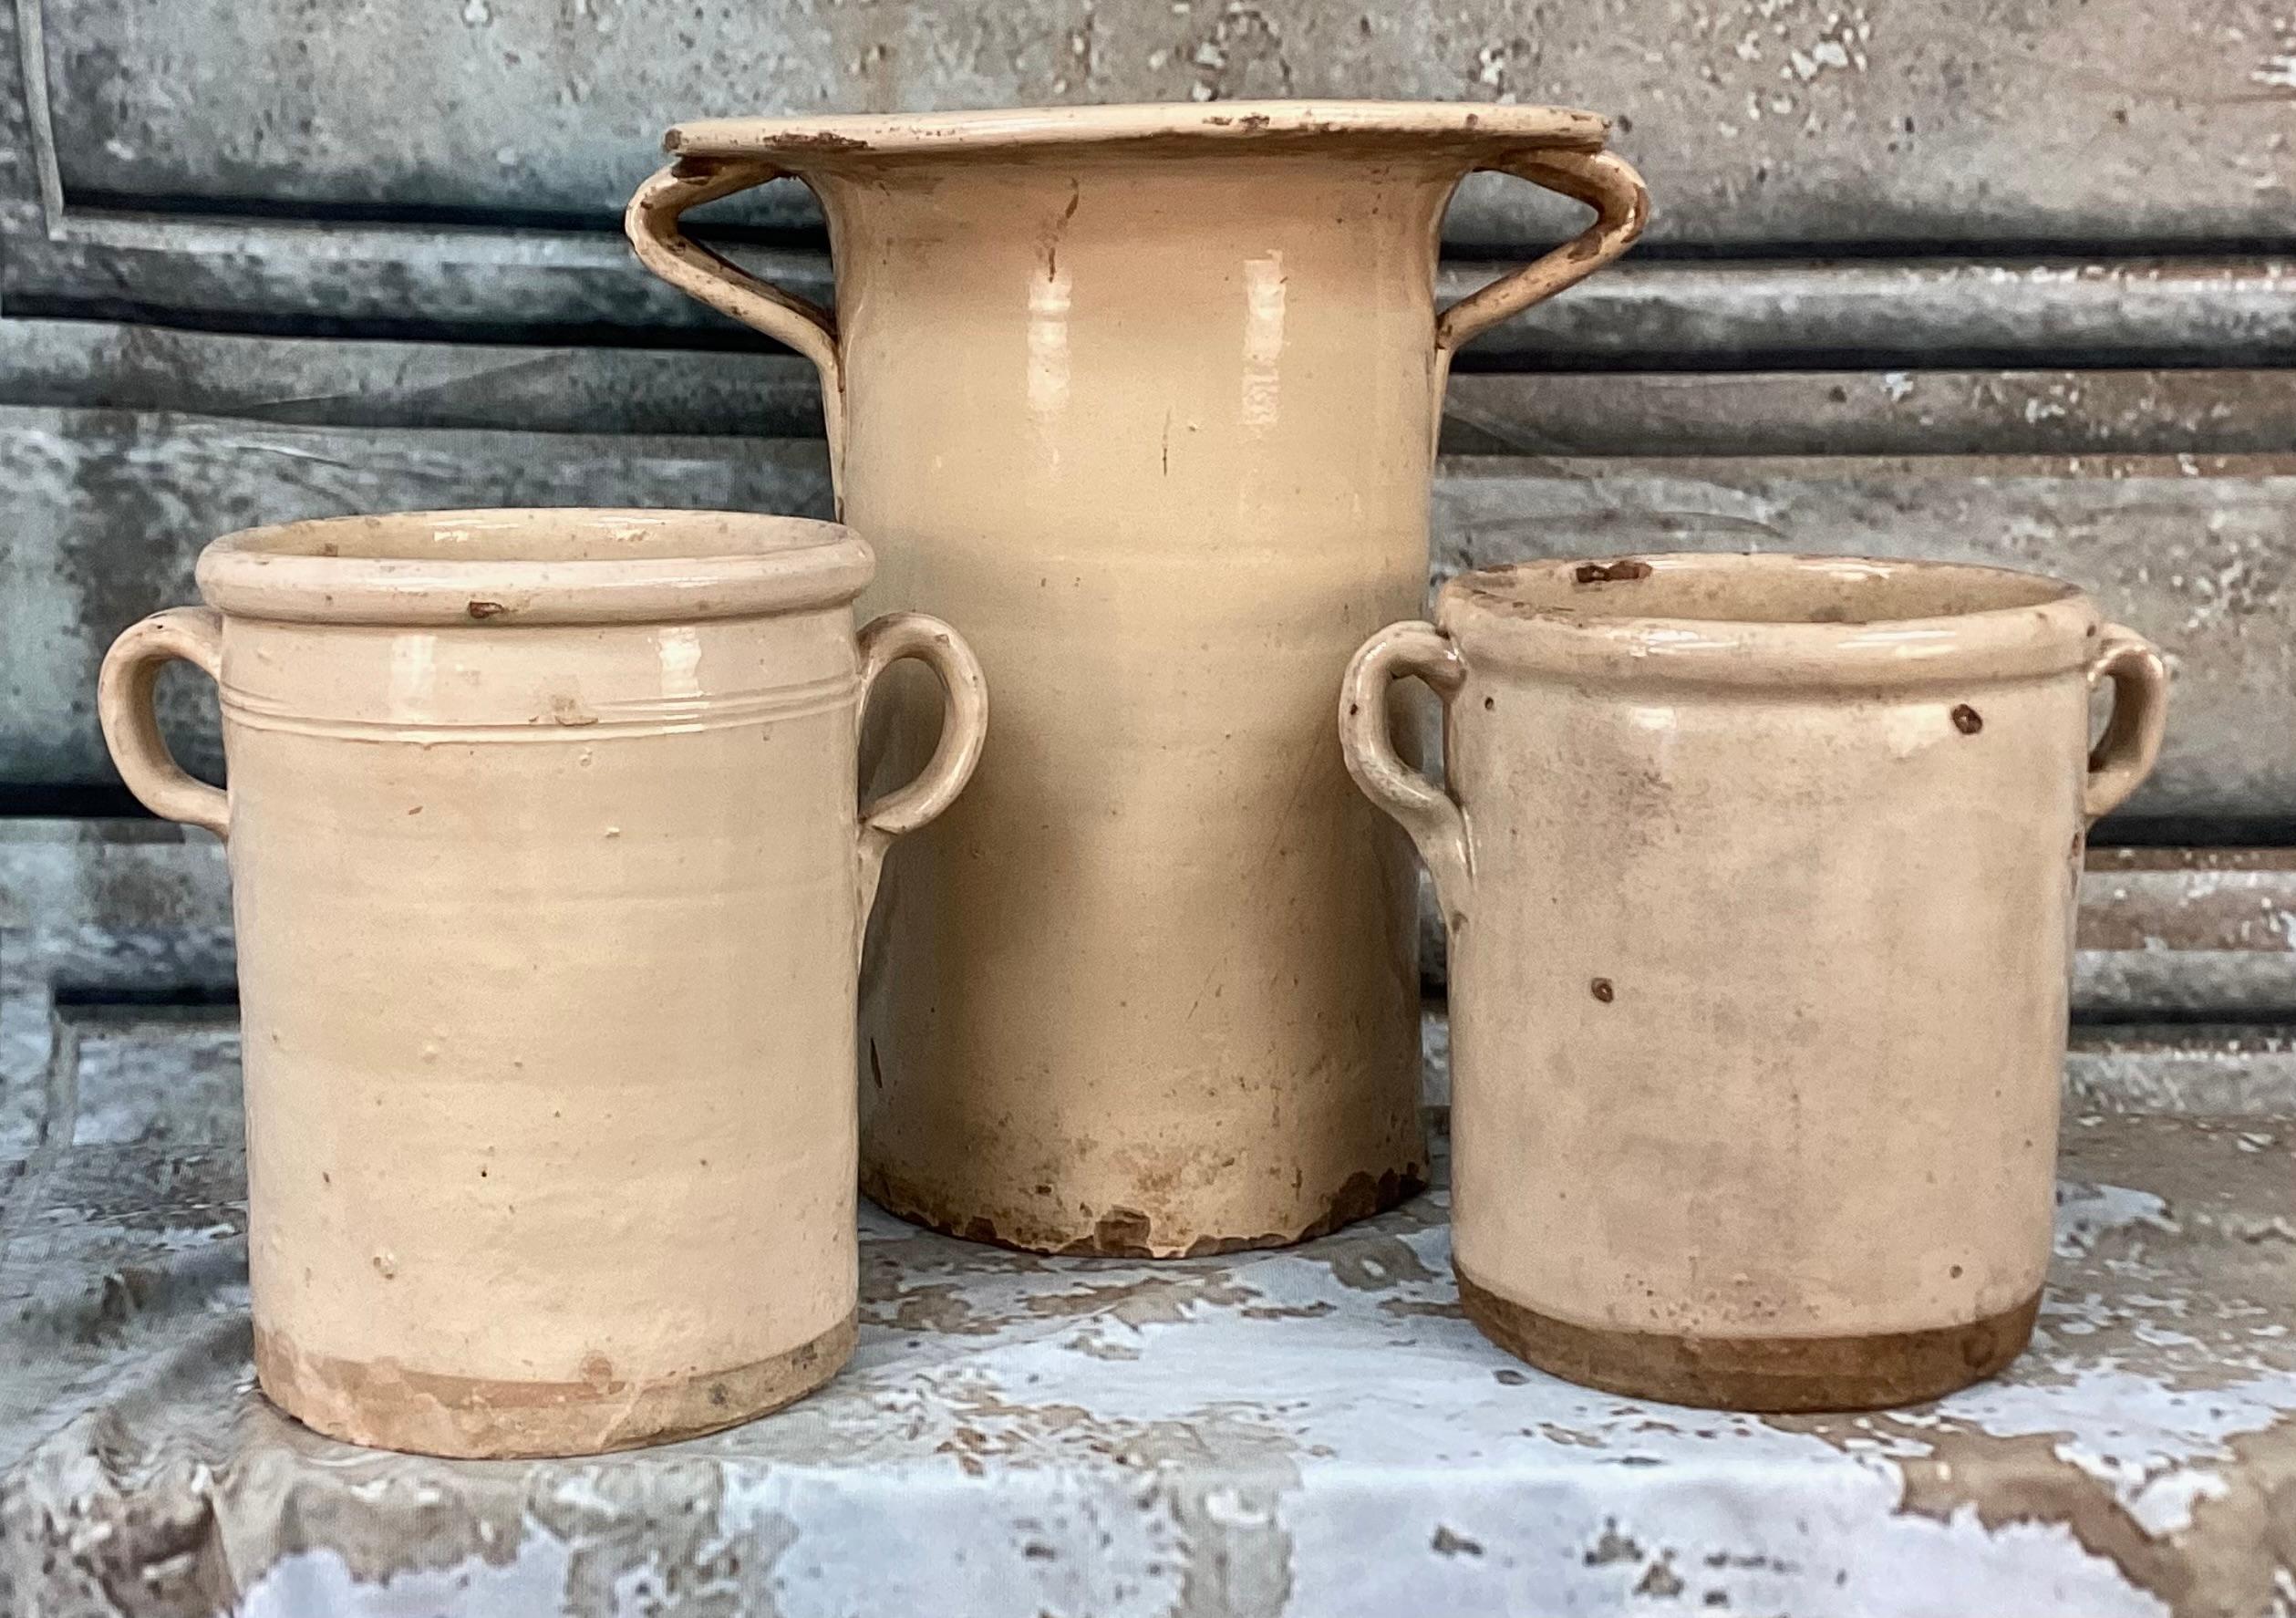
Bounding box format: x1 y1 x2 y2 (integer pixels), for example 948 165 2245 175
98 509 987 1457
1340 553 2168 1411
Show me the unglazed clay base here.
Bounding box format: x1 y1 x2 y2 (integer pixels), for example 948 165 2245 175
862 1163 1427 1259
255 1314 857 1459
1457 1271 2039 1413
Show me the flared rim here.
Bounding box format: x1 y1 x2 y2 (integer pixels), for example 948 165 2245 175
1439 553 2102 685
196 509 872 627
663 100 1608 164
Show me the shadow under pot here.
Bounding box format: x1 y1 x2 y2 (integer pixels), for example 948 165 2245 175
1341 553 2168 1411
98 508 987 1457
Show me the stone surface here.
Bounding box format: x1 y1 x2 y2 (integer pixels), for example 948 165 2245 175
0 1063 2291 1615
2 0 2291 1604
4 829 2291 1613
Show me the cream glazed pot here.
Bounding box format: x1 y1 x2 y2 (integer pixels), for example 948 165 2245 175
626 102 1649 1256
98 510 987 1457
1341 555 2168 1410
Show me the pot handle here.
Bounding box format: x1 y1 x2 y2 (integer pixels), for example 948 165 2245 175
2084 625 2170 822
1339 620 1473 925
98 607 230 839
626 158 847 483
1435 148 1650 355
853 612 989 933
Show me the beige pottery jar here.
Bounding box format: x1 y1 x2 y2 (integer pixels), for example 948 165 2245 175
626 102 1650 1256
97 509 987 1457
1341 554 2168 1410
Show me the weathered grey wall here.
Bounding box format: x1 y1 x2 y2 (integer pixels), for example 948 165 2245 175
1 9 2293 1600
35 0 2296 246
1 5 2291 849
5 404 2290 829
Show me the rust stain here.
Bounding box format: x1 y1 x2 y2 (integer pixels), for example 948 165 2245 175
761 130 871 153
1634 1556 1687 1598
1591 977 1616 1003
1574 559 1653 585
866 1281 1002 1337
1584 1520 1645 1564
1952 703 1985 734
1084 1206 1154 1253
465 599 507 619
1381 1298 1466 1320
1319 1227 1439 1292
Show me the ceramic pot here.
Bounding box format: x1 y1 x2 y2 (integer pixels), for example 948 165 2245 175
626 102 1650 1256
1340 554 2169 1410
97 509 987 1457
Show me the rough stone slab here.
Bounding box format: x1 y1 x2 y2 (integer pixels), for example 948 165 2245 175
13 322 2296 457
0 319 832 438
24 0 2296 247
0 1100 2290 1616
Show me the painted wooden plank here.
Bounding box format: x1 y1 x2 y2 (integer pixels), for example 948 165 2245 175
1435 453 2296 831
1441 369 2296 457
25 0 2296 247
2 824 2290 1097
12 231 2296 367
2 410 2289 829
2066 1028 2296 1116
0 319 826 436
7 321 2296 455
0 409 833 787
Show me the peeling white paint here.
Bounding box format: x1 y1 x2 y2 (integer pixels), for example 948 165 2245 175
2054 1182 2177 1257
243 1540 574 1618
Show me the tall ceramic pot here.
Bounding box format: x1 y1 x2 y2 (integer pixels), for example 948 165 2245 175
98 509 986 1457
1340 554 2169 1409
626 102 1649 1256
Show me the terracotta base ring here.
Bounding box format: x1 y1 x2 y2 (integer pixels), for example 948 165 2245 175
254 1313 858 1459
1456 1269 2039 1412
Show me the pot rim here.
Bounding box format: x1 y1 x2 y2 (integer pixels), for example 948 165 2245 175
1438 553 2105 686
195 508 873 627
662 100 1608 166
